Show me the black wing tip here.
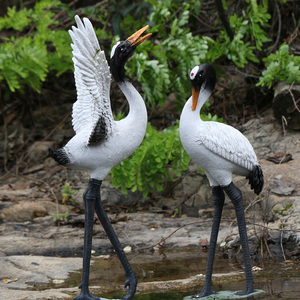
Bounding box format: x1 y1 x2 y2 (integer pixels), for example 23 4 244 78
248 165 264 195
88 115 107 146
48 147 70 166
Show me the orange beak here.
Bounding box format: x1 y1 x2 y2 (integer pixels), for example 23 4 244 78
192 87 200 111
126 25 152 46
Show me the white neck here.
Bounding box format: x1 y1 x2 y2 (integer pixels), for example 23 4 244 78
117 79 147 128
181 88 211 124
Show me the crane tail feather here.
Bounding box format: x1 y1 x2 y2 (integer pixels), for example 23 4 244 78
48 147 70 166
247 165 264 195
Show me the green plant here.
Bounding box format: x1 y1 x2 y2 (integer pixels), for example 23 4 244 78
258 44 300 88
112 99 222 197
61 182 76 204
208 0 271 67
111 123 190 196
0 0 72 93
124 1 212 106
274 204 292 217
122 0 274 106
111 104 222 196
52 211 69 222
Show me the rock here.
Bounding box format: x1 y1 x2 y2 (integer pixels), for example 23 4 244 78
0 202 47 222
0 200 73 223
0 255 82 300
173 167 207 200
269 178 295 196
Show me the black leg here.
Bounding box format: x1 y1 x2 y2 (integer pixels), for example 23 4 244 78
223 182 255 295
74 179 101 300
193 186 225 298
94 185 137 300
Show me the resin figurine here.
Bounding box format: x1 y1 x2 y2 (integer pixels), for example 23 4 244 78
179 63 264 298
49 16 151 300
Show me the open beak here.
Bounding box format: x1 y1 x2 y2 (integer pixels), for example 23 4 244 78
126 25 152 46
192 87 200 111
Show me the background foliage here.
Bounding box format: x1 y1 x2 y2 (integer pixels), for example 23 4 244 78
0 1 72 93
1 0 299 102
1 0 299 195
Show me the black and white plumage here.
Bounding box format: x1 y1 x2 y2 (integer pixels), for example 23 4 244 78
49 16 151 300
179 63 264 298
180 64 263 192
49 16 150 180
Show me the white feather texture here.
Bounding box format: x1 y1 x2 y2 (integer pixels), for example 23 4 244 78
69 16 113 141
180 94 259 187
196 121 257 170
60 16 147 180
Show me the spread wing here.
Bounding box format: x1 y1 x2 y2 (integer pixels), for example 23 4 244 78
69 15 113 145
197 122 258 170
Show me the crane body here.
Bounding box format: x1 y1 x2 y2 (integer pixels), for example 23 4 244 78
179 63 263 298
49 16 151 300
57 80 147 180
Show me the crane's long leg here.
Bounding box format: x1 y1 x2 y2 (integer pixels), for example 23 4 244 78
193 186 225 298
74 179 101 300
94 183 137 300
223 182 255 295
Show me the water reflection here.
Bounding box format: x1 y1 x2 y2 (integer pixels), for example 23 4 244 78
68 248 300 299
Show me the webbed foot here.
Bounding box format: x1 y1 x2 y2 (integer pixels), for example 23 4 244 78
121 273 137 300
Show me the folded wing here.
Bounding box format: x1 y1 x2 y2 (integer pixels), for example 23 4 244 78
197 122 258 170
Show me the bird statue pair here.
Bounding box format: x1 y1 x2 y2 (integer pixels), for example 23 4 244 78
49 16 263 300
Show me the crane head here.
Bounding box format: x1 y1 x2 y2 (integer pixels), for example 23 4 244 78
110 25 152 82
189 63 216 111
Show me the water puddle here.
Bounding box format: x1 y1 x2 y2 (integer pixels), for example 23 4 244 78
63 248 300 299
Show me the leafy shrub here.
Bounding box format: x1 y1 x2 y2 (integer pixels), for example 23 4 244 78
122 0 282 105
0 0 72 93
257 44 300 88
207 0 270 67
110 110 223 196
111 123 190 196
124 1 212 106
1 0 291 99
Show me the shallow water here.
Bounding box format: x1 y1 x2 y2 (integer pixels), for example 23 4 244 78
67 248 300 299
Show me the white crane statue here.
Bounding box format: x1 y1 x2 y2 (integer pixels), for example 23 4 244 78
179 63 264 298
49 16 151 300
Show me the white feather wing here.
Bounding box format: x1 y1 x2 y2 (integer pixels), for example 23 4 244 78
197 121 258 170
69 16 113 140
